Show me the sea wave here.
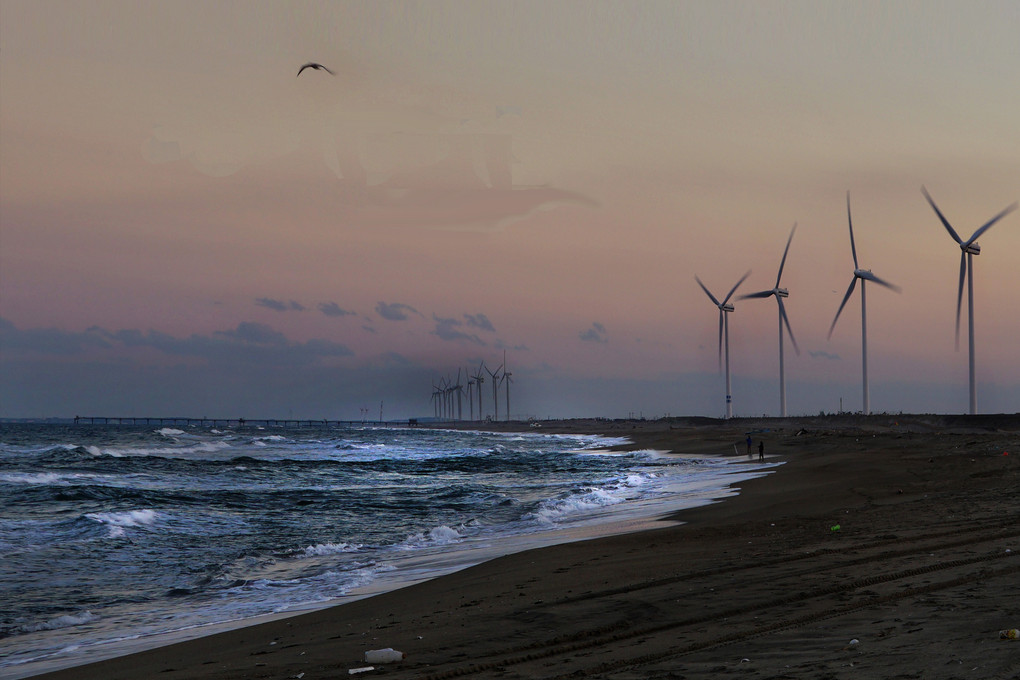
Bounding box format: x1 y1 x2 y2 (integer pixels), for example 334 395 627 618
11 610 98 635
302 542 362 556
398 525 463 550
84 509 160 538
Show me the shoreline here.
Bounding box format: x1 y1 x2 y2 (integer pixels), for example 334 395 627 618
29 414 1020 679
9 427 774 679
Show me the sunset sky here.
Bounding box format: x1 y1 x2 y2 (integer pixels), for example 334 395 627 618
2 0 1018 420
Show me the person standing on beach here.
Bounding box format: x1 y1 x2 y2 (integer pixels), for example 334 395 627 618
758 441 765 461
746 435 753 456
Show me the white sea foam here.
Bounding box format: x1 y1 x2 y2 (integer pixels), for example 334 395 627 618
303 542 361 556
85 509 159 538
399 525 462 550
526 476 648 526
1 472 67 485
156 428 185 437
17 611 98 634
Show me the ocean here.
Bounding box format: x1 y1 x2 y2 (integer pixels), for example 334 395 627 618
0 423 775 677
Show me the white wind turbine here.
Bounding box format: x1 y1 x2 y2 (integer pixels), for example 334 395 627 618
452 368 464 421
500 350 512 422
922 186 1017 415
741 225 800 417
465 369 475 421
828 192 901 415
696 270 751 419
430 381 441 419
471 362 486 421
486 362 503 421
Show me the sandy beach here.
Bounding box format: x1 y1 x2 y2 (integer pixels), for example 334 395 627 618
32 414 1019 680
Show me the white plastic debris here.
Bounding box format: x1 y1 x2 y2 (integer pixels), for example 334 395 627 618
348 667 374 675
365 648 405 663
849 638 860 646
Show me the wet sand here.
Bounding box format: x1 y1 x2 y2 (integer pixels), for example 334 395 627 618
33 414 1020 680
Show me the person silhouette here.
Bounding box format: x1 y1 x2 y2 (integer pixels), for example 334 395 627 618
758 441 765 461
746 435 753 456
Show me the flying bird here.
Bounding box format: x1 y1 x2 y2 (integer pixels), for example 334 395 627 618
297 62 335 77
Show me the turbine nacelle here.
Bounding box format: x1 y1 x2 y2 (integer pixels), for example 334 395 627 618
962 242 981 256
719 302 735 313
775 287 789 298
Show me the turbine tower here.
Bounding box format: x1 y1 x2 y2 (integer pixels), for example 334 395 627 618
452 369 464 421
430 381 441 419
741 224 800 417
828 192 901 415
466 369 475 421
471 362 486 421
921 187 1017 415
500 350 513 422
696 270 750 419
486 362 503 421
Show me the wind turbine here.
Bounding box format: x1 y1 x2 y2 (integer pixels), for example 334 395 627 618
486 362 503 421
695 270 751 419
922 186 1017 415
741 225 800 417
430 381 441 419
466 369 475 421
471 362 486 421
828 192 901 415
439 376 451 420
500 350 513 422
452 369 465 421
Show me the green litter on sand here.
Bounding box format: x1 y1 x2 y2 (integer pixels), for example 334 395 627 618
830 524 841 532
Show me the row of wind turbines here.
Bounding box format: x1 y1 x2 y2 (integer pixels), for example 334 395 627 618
431 351 514 422
698 187 1017 418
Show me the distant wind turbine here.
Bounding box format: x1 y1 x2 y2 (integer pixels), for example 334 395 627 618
741 224 799 417
921 186 1017 415
471 362 486 421
486 362 503 421
828 192 901 415
465 370 476 421
452 369 464 421
296 62 335 77
430 381 441 419
500 351 513 422
696 270 751 419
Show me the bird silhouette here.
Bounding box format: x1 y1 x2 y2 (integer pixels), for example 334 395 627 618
297 62 335 77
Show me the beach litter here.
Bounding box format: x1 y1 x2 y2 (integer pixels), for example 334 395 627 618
365 648 405 663
830 524 841 532
348 667 374 675
999 629 1019 640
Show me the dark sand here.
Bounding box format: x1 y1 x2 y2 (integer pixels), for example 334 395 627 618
33 414 1020 679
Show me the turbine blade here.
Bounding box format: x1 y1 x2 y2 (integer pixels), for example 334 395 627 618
955 251 966 350
740 290 774 299
847 192 859 269
963 201 1019 247
722 270 752 305
778 298 800 355
858 270 902 293
921 186 963 244
695 276 721 306
776 223 796 287
828 277 858 339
